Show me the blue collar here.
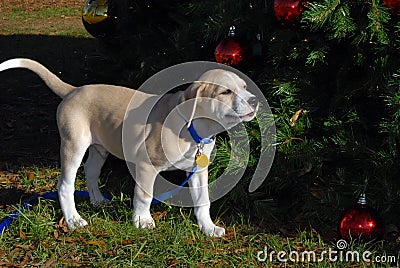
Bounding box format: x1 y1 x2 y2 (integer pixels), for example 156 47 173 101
187 122 214 144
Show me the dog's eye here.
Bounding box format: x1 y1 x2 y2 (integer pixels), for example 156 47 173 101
221 89 232 95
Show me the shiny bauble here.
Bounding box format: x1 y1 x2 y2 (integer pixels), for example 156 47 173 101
82 0 118 39
214 26 250 66
274 0 306 26
339 194 382 240
382 0 400 15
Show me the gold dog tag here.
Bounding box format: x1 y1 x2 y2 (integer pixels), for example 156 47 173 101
195 153 210 168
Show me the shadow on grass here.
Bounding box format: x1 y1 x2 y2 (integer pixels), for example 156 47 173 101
0 34 189 210
0 34 134 207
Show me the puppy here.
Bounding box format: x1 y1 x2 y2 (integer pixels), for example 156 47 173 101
0 59 258 237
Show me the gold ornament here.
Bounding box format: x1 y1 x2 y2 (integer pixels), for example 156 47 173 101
83 0 109 25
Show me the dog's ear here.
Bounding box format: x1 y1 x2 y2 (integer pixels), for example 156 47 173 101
183 82 206 101
182 82 207 126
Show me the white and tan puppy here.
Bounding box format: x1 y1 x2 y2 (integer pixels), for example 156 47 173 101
0 59 258 237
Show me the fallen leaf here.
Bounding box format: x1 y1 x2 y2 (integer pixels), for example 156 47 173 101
17 244 35 250
40 241 54 249
20 251 33 266
152 211 167 221
121 240 133 245
185 238 195 245
53 230 59 239
0 262 18 267
44 259 57 268
91 230 110 238
212 248 226 254
63 237 77 243
170 259 178 267
234 248 247 254
71 255 81 262
83 240 106 247
61 260 92 267
56 217 69 233
19 229 26 240
0 171 20 183
9 247 21 255
290 109 303 127
99 249 116 255
27 171 35 180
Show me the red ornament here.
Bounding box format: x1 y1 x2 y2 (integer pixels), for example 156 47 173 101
382 0 400 15
274 0 305 25
340 194 382 240
214 26 250 66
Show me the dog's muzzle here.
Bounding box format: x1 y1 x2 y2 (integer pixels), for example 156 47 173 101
247 96 258 110
238 96 258 121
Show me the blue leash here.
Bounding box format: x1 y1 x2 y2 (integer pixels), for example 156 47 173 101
0 190 112 233
151 166 198 205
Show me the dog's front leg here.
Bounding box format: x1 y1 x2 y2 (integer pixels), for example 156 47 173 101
132 162 157 229
189 168 225 237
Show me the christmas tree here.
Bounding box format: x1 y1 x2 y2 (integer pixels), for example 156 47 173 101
87 0 400 237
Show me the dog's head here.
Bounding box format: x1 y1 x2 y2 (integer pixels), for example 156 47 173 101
183 69 258 127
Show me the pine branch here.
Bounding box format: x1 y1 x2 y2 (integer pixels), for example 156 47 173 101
329 4 356 40
306 46 328 66
367 0 390 44
302 0 341 31
302 0 356 40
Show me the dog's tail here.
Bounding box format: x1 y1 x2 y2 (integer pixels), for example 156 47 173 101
0 58 75 98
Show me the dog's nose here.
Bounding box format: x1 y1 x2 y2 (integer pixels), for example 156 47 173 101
247 96 258 109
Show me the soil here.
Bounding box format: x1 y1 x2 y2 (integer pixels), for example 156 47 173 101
0 0 82 12
0 0 85 35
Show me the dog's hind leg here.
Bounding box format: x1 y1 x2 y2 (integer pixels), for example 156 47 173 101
84 145 110 207
57 138 90 230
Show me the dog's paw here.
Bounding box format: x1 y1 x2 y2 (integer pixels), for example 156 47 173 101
66 216 88 230
201 224 225 237
133 214 155 229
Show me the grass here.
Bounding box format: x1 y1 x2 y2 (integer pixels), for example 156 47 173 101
0 165 399 267
0 3 399 267
6 7 80 20
1 7 90 37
